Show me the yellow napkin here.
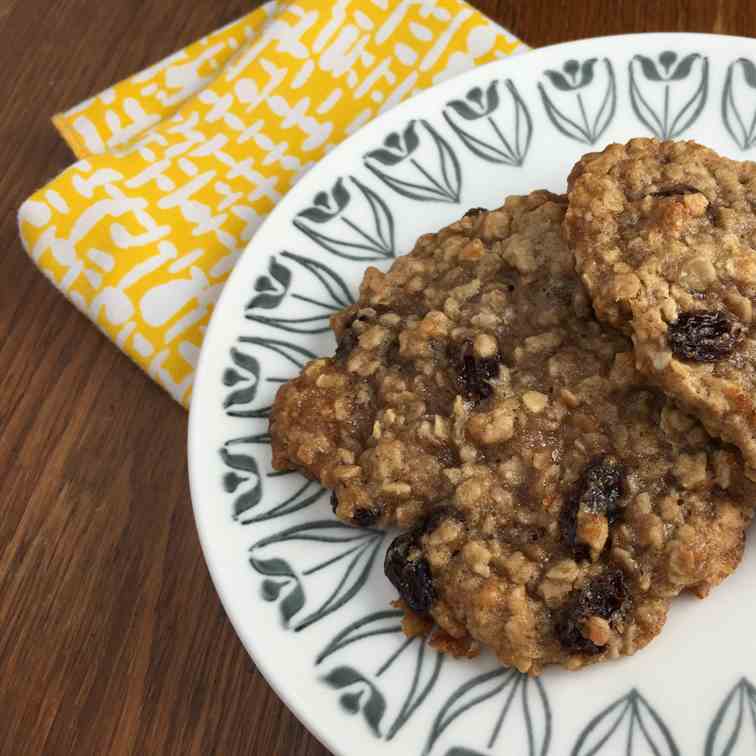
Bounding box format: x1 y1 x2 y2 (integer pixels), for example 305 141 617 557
19 1 525 406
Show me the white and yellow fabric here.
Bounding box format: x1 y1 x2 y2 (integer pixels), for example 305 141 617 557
19 0 525 406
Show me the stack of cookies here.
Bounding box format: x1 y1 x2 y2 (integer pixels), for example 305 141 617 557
269 138 756 675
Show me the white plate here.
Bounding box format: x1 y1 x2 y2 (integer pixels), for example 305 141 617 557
189 33 756 756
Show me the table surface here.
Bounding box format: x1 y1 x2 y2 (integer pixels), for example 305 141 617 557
2 1 755 754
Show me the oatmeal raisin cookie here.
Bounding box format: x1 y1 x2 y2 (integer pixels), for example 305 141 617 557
565 138 756 470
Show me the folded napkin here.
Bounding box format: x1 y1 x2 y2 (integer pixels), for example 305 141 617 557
19 0 525 406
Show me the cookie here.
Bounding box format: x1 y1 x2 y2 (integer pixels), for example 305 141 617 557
388 392 752 674
565 138 756 470
271 192 574 528
271 192 754 673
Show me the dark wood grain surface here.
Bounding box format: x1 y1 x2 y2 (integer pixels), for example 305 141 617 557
0 2 752 754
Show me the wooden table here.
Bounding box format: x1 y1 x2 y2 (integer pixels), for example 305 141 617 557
1 1 753 753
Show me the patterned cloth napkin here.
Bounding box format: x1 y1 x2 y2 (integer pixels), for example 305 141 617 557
18 1 525 406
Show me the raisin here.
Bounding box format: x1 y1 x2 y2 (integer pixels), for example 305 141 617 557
560 456 624 558
330 491 339 514
334 320 358 362
352 507 380 527
581 569 628 617
554 569 628 654
384 530 435 615
667 310 744 363
464 207 487 217
453 340 501 401
580 457 624 521
554 610 596 654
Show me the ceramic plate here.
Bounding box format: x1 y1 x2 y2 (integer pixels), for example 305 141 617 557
188 33 756 756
